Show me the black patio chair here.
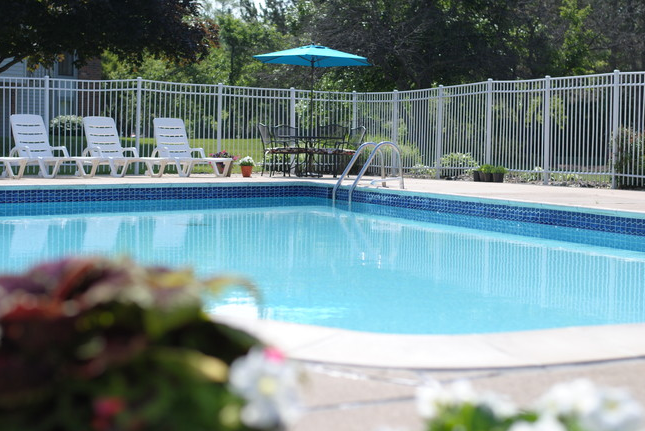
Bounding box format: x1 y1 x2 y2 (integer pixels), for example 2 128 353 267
329 126 366 176
311 124 349 176
258 123 305 176
343 126 366 154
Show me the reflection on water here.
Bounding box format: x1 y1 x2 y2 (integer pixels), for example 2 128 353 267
0 204 644 334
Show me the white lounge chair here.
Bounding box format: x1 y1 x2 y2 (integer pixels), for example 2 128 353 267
0 156 28 179
10 114 101 178
83 116 169 177
152 118 232 177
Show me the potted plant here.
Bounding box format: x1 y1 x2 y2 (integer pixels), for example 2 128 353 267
472 165 482 182
479 164 494 182
209 151 238 177
239 156 255 177
492 165 508 182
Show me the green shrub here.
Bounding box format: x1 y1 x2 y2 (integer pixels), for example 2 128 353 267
409 163 436 178
491 165 508 174
519 166 544 181
363 138 423 168
479 164 494 174
440 152 480 178
613 127 645 188
50 115 83 133
441 152 479 169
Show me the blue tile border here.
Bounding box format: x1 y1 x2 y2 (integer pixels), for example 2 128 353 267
0 184 329 203
0 183 644 237
345 188 645 236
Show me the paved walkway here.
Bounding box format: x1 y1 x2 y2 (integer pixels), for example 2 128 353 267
2 174 645 430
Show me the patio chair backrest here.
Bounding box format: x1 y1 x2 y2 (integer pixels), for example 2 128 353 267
83 116 129 157
10 114 56 158
153 118 193 159
258 123 273 149
273 124 298 146
319 124 348 140
347 126 366 148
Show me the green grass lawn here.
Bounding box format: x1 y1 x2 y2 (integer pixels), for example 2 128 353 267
0 133 616 182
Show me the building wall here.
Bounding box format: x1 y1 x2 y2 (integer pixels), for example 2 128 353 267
78 59 102 80
1 57 102 140
0 62 27 78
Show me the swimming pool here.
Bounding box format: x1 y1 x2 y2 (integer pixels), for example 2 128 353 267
1 185 644 335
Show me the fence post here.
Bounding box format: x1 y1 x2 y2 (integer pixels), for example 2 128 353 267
290 87 297 129
542 76 551 185
217 82 223 153
434 85 444 179
611 69 621 189
134 77 142 174
485 78 493 164
352 91 358 130
43 75 50 128
391 89 399 144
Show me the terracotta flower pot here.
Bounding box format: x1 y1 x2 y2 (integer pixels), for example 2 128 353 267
241 165 253 177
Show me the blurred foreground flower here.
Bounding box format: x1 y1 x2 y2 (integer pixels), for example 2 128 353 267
417 378 643 431
416 380 519 431
0 257 297 431
536 379 643 431
229 346 302 428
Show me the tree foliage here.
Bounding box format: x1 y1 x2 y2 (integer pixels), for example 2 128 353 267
103 9 286 88
304 0 612 90
0 0 217 74
585 0 645 71
5 0 645 91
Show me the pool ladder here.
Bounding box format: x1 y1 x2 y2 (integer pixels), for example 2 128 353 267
332 141 404 206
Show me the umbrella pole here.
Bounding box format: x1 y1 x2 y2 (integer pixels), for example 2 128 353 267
310 63 315 130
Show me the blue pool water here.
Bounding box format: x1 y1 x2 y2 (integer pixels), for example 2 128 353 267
1 196 644 334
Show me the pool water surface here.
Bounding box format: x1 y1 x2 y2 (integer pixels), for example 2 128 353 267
1 197 644 334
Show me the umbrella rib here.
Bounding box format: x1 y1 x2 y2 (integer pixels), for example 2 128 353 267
298 55 320 66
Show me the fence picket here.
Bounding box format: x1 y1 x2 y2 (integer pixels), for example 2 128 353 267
3 72 645 186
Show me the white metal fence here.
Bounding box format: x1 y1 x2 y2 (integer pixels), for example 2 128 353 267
2 70 645 187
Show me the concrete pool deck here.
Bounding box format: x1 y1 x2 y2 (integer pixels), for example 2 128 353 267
2 174 645 430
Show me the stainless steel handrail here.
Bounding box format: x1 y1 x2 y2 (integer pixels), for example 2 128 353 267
332 141 404 206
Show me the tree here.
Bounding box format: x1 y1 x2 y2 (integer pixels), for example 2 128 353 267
304 0 611 90
585 0 645 71
553 0 606 75
307 0 526 90
103 13 286 88
218 14 285 86
0 0 217 74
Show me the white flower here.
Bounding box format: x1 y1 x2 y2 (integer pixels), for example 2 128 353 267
415 380 478 419
238 156 255 166
536 379 644 431
508 415 567 431
480 390 518 419
536 379 600 418
229 346 301 428
580 387 643 431
415 383 444 419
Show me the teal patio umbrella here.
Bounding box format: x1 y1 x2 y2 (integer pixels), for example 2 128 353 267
254 44 370 127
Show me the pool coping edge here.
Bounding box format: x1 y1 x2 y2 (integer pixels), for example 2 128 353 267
213 315 645 370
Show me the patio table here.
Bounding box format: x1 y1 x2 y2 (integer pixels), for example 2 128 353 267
292 134 341 177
